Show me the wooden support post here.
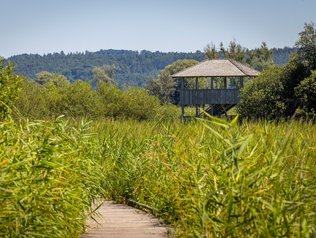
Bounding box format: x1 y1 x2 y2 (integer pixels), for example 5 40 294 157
240 77 244 88
195 77 198 117
211 77 214 89
181 78 184 121
224 77 227 89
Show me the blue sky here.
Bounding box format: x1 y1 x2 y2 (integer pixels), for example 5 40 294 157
1 0 316 57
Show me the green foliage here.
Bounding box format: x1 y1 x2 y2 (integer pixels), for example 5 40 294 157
121 87 161 120
8 49 294 87
204 43 219 59
9 50 205 87
95 82 123 118
219 41 274 71
15 79 48 119
273 47 295 65
238 67 286 119
61 80 97 117
93 64 115 85
35 71 68 85
220 41 247 62
0 118 105 237
249 42 275 71
238 57 312 119
2 110 316 237
281 56 310 116
239 23 316 120
295 70 316 118
96 118 316 237
0 59 22 119
295 22 316 70
146 59 198 103
15 74 179 121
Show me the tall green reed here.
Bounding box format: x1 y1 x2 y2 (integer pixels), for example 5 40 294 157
96 117 316 237
0 117 105 237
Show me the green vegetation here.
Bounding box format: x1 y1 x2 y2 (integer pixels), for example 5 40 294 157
15 75 177 121
96 116 316 237
1 114 316 237
8 50 205 87
146 59 198 103
0 59 22 119
7 48 293 87
239 23 316 120
206 41 274 71
1 23 316 238
0 117 105 237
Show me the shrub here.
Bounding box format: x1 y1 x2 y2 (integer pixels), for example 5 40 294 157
238 67 286 119
121 87 161 120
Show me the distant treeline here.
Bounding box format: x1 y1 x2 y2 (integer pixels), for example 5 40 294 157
7 48 294 87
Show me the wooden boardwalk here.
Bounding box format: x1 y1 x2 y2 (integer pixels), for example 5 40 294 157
81 201 168 238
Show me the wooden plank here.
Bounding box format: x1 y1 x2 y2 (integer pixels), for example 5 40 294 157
81 201 168 238
180 89 240 106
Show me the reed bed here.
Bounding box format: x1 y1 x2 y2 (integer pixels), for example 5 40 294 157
1 116 316 237
95 117 316 237
0 117 105 237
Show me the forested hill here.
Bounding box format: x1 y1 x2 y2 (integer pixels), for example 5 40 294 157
7 47 294 87
8 50 204 86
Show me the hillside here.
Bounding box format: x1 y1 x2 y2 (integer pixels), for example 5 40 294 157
7 48 294 87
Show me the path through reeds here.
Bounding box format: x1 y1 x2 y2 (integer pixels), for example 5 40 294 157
82 201 168 238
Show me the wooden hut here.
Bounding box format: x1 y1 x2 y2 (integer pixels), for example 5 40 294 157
172 59 259 119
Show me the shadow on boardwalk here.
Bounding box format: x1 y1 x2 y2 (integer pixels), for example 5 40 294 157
81 201 168 238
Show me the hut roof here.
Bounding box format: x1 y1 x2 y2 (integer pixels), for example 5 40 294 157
172 59 259 78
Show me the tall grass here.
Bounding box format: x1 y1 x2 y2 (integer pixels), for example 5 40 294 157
0 117 105 237
95 117 316 237
1 116 316 237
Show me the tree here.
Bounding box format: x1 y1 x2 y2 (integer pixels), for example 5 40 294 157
238 23 316 120
62 80 98 118
93 64 116 86
295 22 316 70
220 41 247 62
280 56 309 116
36 71 69 87
121 87 160 120
36 72 70 118
250 42 274 71
219 41 274 71
0 59 22 119
238 67 286 119
95 81 123 118
15 78 48 119
204 43 219 59
295 70 316 117
146 59 198 103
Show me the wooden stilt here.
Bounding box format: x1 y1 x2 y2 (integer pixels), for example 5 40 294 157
195 78 198 117
181 78 184 121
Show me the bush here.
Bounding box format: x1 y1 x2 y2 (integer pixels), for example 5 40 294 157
15 79 48 119
15 77 174 121
238 67 286 119
121 87 161 120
